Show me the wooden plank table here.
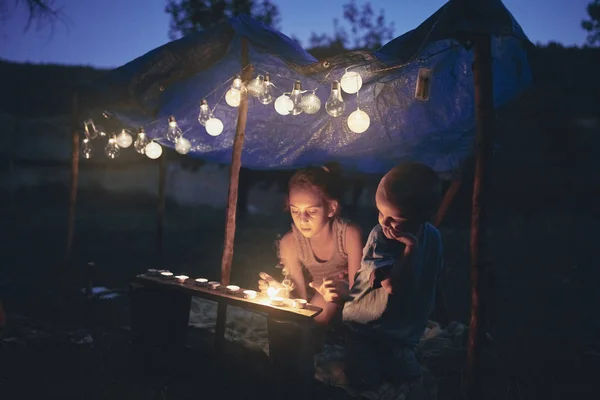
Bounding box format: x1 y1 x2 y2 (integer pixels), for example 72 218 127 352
130 273 323 400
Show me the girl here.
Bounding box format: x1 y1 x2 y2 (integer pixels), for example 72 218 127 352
259 166 363 325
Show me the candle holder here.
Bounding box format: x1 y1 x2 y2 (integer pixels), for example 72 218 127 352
160 271 174 279
243 290 257 299
270 297 284 307
292 299 307 309
226 285 240 294
175 275 189 283
195 278 208 287
208 281 221 290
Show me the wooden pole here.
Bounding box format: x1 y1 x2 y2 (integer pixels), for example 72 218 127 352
466 33 495 400
433 179 461 227
156 151 167 267
65 91 79 273
215 38 253 349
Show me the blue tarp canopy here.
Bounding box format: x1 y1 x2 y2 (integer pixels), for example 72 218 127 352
87 0 531 174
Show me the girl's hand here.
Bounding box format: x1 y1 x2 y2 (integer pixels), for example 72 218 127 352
309 279 348 303
258 272 284 293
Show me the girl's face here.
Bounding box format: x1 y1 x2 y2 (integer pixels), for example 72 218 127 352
289 187 336 238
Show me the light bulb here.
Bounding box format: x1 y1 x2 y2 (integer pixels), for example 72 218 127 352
105 135 120 159
225 74 247 107
166 116 183 143
274 94 293 115
205 117 224 136
145 141 162 159
197 99 211 126
96 124 107 137
300 92 321 114
116 129 133 148
347 108 370 133
80 137 93 159
325 81 346 117
340 71 362 94
175 137 192 154
258 73 274 105
134 127 150 154
84 122 97 140
289 81 303 116
247 75 264 97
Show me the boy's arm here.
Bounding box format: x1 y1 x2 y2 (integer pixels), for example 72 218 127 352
377 233 418 295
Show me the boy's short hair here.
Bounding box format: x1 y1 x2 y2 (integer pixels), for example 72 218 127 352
381 162 441 222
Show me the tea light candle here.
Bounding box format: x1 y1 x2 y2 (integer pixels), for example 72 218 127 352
208 281 221 290
175 275 189 283
226 285 240 293
292 299 307 309
243 290 257 299
147 269 159 276
195 278 208 286
270 297 284 306
160 271 173 279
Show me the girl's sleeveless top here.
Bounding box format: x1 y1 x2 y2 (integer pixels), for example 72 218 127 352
290 217 349 285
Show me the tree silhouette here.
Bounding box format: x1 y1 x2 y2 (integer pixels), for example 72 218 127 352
0 0 67 32
165 0 280 40
308 0 394 57
582 0 600 46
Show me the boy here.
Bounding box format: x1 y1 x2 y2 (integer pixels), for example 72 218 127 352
316 162 443 389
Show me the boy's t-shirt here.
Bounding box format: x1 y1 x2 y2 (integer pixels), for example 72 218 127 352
342 223 443 347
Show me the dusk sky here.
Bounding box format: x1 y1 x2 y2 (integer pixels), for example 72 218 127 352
0 0 592 69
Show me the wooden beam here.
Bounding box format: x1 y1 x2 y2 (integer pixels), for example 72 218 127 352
216 37 253 350
433 179 461 227
466 33 495 400
157 150 167 267
65 91 79 273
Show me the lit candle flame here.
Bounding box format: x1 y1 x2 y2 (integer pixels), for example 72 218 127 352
267 286 280 298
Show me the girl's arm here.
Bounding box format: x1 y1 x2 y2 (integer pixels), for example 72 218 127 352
279 232 308 300
345 223 363 288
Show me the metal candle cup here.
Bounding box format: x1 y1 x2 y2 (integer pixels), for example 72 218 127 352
243 290 257 299
226 285 240 293
195 278 208 286
292 299 307 309
270 297 284 306
175 275 189 283
208 281 221 290
160 272 173 279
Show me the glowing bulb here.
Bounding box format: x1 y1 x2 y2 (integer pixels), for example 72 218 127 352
274 94 293 115
84 122 97 140
96 124 107 137
175 137 191 154
325 81 345 117
347 108 370 133
134 127 150 154
247 75 264 97
225 89 242 107
300 92 321 114
225 74 247 107
288 81 303 115
340 71 362 94
166 116 183 143
205 117 223 136
258 73 274 105
80 138 93 159
145 141 162 159
116 129 133 148
197 99 211 126
105 135 120 159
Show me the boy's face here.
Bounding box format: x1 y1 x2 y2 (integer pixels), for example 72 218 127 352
375 179 420 239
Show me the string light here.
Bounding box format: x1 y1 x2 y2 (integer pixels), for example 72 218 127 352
246 74 264 97
80 137 93 159
288 81 304 116
175 137 192 154
134 127 150 154
415 68 432 101
105 135 120 159
300 90 321 114
166 116 183 143
325 81 345 117
347 108 370 133
205 117 224 136
340 70 362 94
225 74 247 107
116 129 133 148
258 73 274 105
145 141 162 159
198 99 212 126
274 93 293 116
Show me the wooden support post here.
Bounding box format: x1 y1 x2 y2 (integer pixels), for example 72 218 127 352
216 38 253 350
466 33 495 400
157 151 167 267
65 91 79 273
